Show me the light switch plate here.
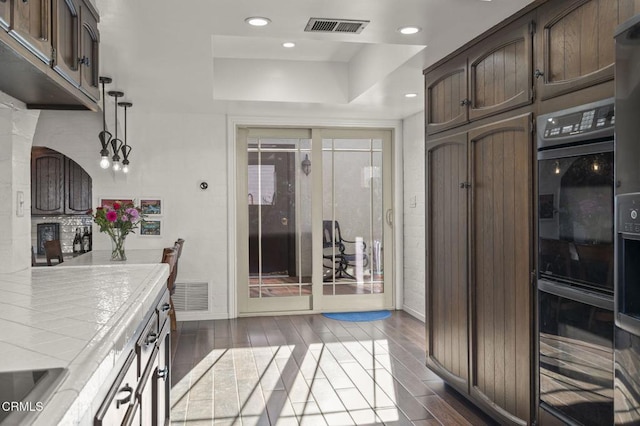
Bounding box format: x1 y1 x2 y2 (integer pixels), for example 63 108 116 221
16 191 24 217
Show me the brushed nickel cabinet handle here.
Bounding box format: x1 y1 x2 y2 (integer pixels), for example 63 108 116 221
115 385 133 408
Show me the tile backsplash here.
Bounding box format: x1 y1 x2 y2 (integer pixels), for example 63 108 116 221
32 215 93 256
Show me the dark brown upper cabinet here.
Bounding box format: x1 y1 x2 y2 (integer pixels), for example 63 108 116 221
0 0 99 109
79 4 99 100
52 0 99 101
425 56 468 135
425 15 534 135
468 16 533 121
10 0 53 64
31 147 92 215
31 147 65 215
52 0 80 89
65 156 92 214
535 0 640 101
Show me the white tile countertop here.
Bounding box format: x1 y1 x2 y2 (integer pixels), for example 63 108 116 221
0 264 169 425
58 249 163 267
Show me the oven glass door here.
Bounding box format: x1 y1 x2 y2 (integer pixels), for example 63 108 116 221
538 149 614 293
539 289 614 425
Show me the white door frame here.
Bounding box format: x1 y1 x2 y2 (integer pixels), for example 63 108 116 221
226 115 404 318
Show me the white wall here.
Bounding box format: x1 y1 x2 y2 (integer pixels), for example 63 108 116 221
0 91 40 273
401 111 425 320
32 109 230 319
24 105 425 320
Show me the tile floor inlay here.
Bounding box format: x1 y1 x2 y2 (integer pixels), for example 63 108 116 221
171 312 497 425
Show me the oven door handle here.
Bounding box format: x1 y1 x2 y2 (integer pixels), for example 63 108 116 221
537 140 613 160
537 279 613 311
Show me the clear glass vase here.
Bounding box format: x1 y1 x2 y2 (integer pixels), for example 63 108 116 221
110 229 127 261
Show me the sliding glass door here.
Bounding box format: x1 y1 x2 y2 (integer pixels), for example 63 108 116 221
237 127 393 315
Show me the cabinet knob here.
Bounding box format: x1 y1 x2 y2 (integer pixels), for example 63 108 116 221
460 98 470 106
534 69 544 79
157 366 169 380
78 56 90 67
145 332 158 346
115 385 133 408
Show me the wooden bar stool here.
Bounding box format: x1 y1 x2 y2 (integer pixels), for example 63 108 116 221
161 247 178 331
44 240 64 266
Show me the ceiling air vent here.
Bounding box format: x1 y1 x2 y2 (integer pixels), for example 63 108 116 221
305 18 369 34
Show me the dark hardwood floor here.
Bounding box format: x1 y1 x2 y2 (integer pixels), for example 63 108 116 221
170 311 497 425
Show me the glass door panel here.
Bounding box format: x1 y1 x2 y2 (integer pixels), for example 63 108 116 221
320 130 393 310
238 129 313 313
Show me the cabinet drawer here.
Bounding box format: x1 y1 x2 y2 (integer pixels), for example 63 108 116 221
155 289 171 333
94 350 137 426
136 311 159 377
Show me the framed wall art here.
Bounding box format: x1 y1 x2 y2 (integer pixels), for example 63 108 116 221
140 220 161 236
139 198 163 216
99 198 136 209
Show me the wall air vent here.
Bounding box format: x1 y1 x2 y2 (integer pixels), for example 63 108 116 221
305 18 369 34
173 281 209 312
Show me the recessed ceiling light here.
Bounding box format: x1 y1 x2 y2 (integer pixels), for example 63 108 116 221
282 42 296 48
398 26 421 35
245 16 271 26
405 93 418 98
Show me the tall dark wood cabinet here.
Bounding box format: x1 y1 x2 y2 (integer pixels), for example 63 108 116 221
426 131 469 390
426 115 533 425
468 114 533 425
31 147 92 216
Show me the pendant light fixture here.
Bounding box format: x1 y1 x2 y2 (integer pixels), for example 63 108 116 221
118 101 132 174
107 90 124 172
98 77 113 169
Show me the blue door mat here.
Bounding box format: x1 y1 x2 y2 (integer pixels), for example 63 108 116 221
322 310 391 322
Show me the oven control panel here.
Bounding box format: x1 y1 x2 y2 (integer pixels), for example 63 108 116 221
543 103 615 138
617 193 640 235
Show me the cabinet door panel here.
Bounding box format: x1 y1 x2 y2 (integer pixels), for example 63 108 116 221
537 0 628 100
426 132 469 390
11 0 52 63
469 114 532 425
469 17 533 121
31 150 65 215
0 0 10 31
619 0 640 20
425 56 468 134
53 0 80 86
65 157 92 214
79 4 99 100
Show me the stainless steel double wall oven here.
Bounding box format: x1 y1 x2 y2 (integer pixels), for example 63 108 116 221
537 98 615 426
